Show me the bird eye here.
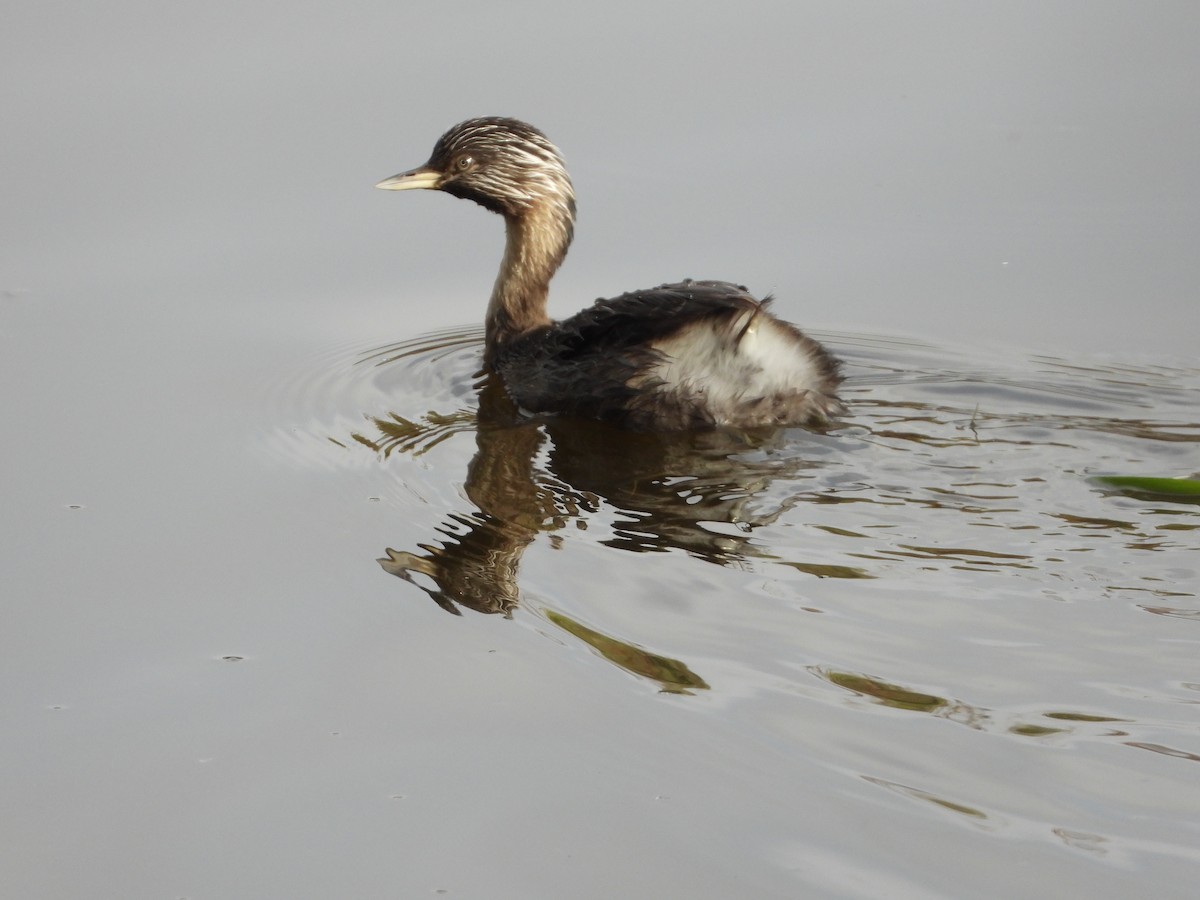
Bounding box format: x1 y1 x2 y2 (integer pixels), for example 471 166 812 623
455 155 474 172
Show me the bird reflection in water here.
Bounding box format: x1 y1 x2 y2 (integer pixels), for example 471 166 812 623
371 371 830 618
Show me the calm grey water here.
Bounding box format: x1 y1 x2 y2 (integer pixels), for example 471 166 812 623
4 2 1200 898
6 285 1200 900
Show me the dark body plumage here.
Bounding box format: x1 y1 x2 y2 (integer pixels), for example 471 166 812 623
497 280 840 431
377 117 843 431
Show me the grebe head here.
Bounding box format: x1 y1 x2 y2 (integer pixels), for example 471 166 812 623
376 117 575 221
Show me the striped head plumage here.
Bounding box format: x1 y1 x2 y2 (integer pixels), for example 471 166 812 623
378 117 576 221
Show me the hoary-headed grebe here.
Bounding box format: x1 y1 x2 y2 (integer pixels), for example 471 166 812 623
377 117 842 431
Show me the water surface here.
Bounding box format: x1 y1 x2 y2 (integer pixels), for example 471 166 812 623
5 3 1200 896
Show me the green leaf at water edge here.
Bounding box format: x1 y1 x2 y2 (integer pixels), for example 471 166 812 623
1092 475 1200 500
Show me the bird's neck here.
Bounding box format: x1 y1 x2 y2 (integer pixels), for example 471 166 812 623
486 200 574 357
